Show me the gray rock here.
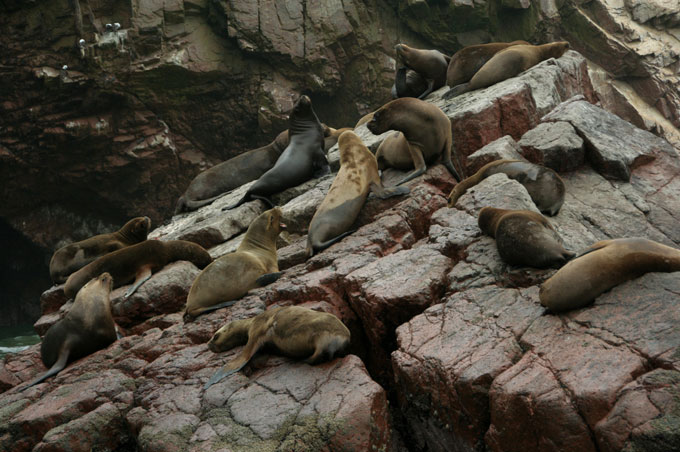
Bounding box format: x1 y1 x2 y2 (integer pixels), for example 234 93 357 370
518 121 585 172
466 135 526 175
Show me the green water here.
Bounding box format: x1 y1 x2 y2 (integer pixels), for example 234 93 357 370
0 324 40 359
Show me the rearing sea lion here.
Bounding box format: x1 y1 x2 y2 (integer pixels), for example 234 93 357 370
307 131 409 257
185 207 286 319
20 272 117 391
539 238 680 312
478 207 575 268
448 159 565 216
446 40 529 87
64 239 212 299
395 43 450 99
204 306 350 389
49 216 151 284
367 97 460 185
222 95 329 210
445 41 570 98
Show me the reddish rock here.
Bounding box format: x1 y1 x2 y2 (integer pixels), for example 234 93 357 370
38 285 68 316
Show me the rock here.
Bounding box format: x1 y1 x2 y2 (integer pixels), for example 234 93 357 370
465 135 526 175
518 121 585 172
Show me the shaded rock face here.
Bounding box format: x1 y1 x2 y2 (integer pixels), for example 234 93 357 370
1 50 679 451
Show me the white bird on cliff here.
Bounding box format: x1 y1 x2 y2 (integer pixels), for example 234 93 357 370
113 23 121 31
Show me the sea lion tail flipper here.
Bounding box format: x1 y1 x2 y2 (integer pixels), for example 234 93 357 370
221 193 250 211
255 272 283 287
189 300 239 319
204 364 244 390
19 345 71 391
182 194 225 212
204 334 267 389
249 194 275 209
312 230 357 253
443 83 470 100
417 79 435 100
369 182 410 199
124 266 153 298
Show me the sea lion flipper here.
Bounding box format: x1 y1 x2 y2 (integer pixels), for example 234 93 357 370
124 266 153 298
369 182 410 199
204 365 242 390
417 79 435 100
249 195 275 209
395 145 427 186
442 158 461 182
313 153 331 178
443 82 470 100
255 272 283 287
20 343 71 391
573 241 611 259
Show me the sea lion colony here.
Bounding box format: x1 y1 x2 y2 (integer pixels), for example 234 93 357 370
18 39 679 394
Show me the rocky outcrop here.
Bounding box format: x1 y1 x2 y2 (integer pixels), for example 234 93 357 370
1 49 679 451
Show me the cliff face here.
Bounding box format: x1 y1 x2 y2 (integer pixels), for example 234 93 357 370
1 50 679 452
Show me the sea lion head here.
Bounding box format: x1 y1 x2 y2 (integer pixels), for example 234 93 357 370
394 43 412 65
246 207 287 243
366 104 390 135
477 206 506 238
544 41 570 59
126 216 152 240
208 320 247 352
83 272 114 294
292 95 313 117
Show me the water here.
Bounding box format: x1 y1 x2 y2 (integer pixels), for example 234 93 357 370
0 324 40 359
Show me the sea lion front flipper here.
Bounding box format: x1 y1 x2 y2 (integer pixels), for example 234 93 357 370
313 153 331 178
204 365 243 390
369 182 410 199
442 157 461 182
417 79 435 99
20 343 71 391
124 265 153 298
395 144 428 186
204 331 269 389
256 272 283 287
443 82 470 100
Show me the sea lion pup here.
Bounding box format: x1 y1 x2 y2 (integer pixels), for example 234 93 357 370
174 130 290 214
204 306 350 389
222 95 329 210
307 131 410 257
446 41 570 98
367 97 460 185
395 43 450 99
20 273 116 391
184 208 286 319
478 207 575 268
448 159 565 216
446 40 529 87
49 216 151 284
64 240 212 299
391 66 429 99
539 238 680 312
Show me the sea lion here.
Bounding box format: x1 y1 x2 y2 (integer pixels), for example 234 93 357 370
367 97 460 184
446 40 529 87
355 112 374 129
204 305 350 389
185 208 286 319
222 95 328 210
395 43 450 99
391 66 429 99
64 239 212 299
478 207 575 268
20 272 116 390
174 130 290 214
49 216 151 284
445 41 570 98
448 159 565 216
539 238 680 312
324 126 353 151
307 131 410 257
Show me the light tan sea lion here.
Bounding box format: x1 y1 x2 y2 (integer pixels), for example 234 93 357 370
448 159 565 216
395 43 450 99
184 208 286 319
204 305 350 389
49 217 151 283
20 273 117 391
539 238 680 312
64 240 212 299
446 40 529 87
324 126 353 151
445 41 570 98
367 97 460 184
307 131 409 256
478 207 575 268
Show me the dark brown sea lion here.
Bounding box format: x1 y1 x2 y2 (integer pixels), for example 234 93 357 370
367 97 460 184
395 43 450 99
174 130 290 214
539 238 680 312
478 207 575 268
185 208 285 319
445 41 570 98
307 131 409 256
391 66 429 99
49 216 151 284
355 112 374 129
20 272 117 391
448 159 565 216
204 305 350 389
64 240 212 299
446 40 529 87
222 95 329 210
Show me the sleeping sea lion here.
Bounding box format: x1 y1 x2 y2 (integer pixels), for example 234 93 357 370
445 41 570 98
20 272 117 391
395 43 450 99
539 238 680 312
478 207 575 268
64 240 212 299
448 159 565 216
307 131 409 256
446 40 529 87
222 95 328 210
204 305 350 389
367 97 460 184
184 208 286 319
49 216 151 284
